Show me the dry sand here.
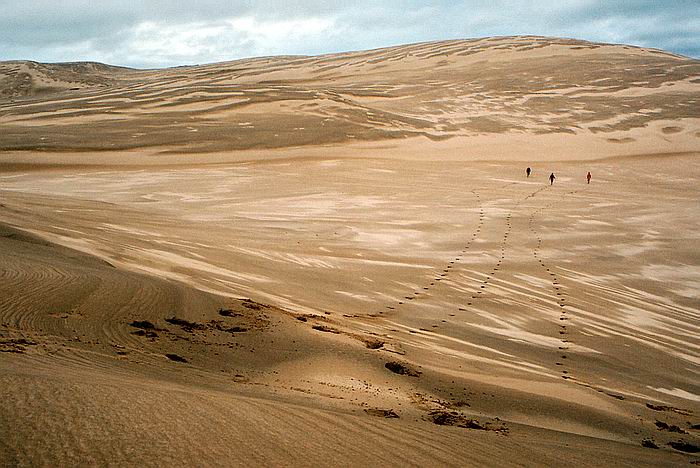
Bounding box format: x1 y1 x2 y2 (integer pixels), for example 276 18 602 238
1 36 699 466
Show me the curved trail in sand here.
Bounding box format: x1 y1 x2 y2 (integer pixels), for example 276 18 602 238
1 156 699 465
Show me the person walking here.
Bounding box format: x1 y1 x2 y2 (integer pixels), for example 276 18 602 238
526 167 531 178
549 173 555 185
587 171 591 184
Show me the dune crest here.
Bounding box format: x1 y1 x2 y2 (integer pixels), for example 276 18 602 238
0 36 698 163
1 37 699 465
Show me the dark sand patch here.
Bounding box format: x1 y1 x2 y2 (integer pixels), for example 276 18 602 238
668 440 699 453
312 324 340 334
165 353 188 363
365 408 399 418
385 361 421 377
661 126 682 134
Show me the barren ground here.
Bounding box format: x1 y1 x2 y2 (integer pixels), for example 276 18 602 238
1 37 699 466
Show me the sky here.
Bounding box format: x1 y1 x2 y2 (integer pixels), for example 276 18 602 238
1 0 698 68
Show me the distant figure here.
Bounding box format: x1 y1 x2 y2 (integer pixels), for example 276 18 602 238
526 167 531 178
549 173 555 185
586 171 592 184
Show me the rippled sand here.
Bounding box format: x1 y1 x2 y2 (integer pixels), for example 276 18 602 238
1 154 698 465
1 36 699 466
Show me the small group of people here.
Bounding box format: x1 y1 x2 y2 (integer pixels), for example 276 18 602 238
526 167 592 185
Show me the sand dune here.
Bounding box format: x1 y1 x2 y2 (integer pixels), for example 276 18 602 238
1 36 698 162
1 37 699 466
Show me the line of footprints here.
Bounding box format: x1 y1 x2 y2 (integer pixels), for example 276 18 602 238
458 208 513 310
383 190 536 324
529 204 571 380
383 190 524 324
463 189 550 309
379 186 576 382
383 191 486 316
460 190 537 309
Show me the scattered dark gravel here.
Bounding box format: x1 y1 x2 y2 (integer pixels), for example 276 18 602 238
385 361 421 377
312 325 340 334
429 411 487 429
641 438 659 449
668 440 699 453
241 299 264 310
165 353 188 363
655 420 687 434
129 320 156 330
165 317 206 332
365 408 399 418
218 308 242 317
364 339 384 350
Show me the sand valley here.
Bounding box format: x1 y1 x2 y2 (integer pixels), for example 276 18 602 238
1 36 699 466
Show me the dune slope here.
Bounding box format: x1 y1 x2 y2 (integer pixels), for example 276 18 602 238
0 36 698 162
1 37 699 466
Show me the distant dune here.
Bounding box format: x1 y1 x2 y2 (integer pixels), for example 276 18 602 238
1 37 699 466
0 36 698 163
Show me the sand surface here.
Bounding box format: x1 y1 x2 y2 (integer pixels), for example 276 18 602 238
1 36 698 162
1 37 699 466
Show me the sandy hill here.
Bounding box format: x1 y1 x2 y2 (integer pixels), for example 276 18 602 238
1 37 699 466
0 36 698 162
0 60 134 98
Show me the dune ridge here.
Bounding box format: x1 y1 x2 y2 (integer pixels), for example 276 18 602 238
0 36 698 163
1 37 699 466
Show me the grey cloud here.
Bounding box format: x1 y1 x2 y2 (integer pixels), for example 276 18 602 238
0 0 697 68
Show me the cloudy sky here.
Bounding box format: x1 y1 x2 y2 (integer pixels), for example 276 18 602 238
1 0 698 68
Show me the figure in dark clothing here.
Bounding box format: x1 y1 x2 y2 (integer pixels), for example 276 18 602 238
526 167 531 178
587 171 591 184
549 173 555 185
